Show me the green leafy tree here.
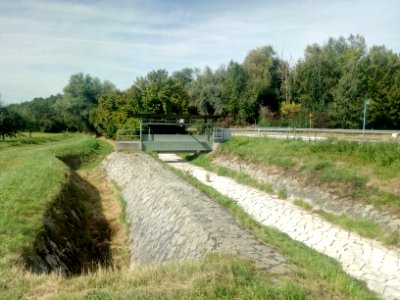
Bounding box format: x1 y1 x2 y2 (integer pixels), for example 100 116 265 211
222 61 250 124
135 69 189 114
56 73 116 131
365 46 400 128
92 88 142 138
0 102 24 139
292 43 334 112
242 46 280 114
187 66 226 115
280 100 303 129
332 36 367 128
6 94 65 134
172 68 195 86
291 35 370 128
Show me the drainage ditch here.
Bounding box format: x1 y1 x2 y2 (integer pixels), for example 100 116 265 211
22 157 113 276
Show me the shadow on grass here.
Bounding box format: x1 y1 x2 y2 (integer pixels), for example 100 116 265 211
182 151 203 162
22 167 112 276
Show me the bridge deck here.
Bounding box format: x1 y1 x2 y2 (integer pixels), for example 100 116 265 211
142 134 212 152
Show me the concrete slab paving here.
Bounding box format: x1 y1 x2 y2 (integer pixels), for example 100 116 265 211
159 153 400 300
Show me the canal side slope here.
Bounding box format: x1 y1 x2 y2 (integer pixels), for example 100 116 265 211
100 151 292 274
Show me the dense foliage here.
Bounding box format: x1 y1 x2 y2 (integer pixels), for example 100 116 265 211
0 99 24 139
2 34 400 137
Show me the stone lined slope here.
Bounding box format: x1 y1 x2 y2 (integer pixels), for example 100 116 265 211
100 152 292 274
159 153 400 300
212 154 400 236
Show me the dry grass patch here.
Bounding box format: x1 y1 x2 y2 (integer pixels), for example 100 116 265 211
77 167 130 270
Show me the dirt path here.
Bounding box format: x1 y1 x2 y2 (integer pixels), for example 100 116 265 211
159 153 400 300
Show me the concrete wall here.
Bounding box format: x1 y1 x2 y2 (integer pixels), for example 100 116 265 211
100 152 292 274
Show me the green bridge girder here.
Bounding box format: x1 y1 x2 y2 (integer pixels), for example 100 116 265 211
116 116 229 152
141 134 214 152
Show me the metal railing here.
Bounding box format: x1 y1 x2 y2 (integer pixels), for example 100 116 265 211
231 127 400 142
116 129 140 141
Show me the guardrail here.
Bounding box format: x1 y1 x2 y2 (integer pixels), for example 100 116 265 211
231 127 400 142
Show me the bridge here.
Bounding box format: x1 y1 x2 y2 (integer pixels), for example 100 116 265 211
116 115 231 152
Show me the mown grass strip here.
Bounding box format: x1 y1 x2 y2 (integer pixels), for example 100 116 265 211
46 253 306 300
0 135 307 299
0 132 71 151
0 133 112 270
166 163 377 299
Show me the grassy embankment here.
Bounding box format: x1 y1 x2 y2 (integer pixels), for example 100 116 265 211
0 133 312 299
184 136 400 246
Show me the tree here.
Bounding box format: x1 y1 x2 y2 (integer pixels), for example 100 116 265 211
278 59 292 103
92 88 142 138
187 66 226 116
280 101 303 129
365 46 400 128
172 68 195 86
291 35 370 128
0 103 24 139
332 36 368 128
292 44 333 112
135 69 189 115
222 61 250 124
242 46 280 113
56 73 116 131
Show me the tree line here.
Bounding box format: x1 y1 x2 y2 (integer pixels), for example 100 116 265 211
1 34 400 139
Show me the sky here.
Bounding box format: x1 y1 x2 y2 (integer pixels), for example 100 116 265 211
0 0 399 104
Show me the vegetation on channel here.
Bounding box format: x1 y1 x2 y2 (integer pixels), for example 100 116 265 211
0 133 112 272
167 164 378 300
0 133 308 299
218 137 400 210
183 136 400 246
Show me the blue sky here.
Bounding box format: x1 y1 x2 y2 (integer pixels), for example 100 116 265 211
0 0 399 103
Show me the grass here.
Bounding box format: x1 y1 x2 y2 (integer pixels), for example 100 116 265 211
0 133 308 299
0 133 113 297
182 147 400 247
317 211 399 246
291 199 399 246
277 188 288 199
0 135 96 256
216 137 400 212
182 152 273 194
0 132 70 150
1 133 109 268
21 254 307 300
293 199 313 211
165 163 377 300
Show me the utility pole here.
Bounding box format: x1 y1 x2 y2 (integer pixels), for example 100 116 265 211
363 98 369 130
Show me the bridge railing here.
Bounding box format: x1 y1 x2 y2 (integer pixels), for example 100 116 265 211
115 127 233 152
116 129 140 141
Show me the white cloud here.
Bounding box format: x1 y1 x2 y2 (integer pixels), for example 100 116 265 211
0 0 399 103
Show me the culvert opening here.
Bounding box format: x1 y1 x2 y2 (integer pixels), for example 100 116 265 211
22 159 113 276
